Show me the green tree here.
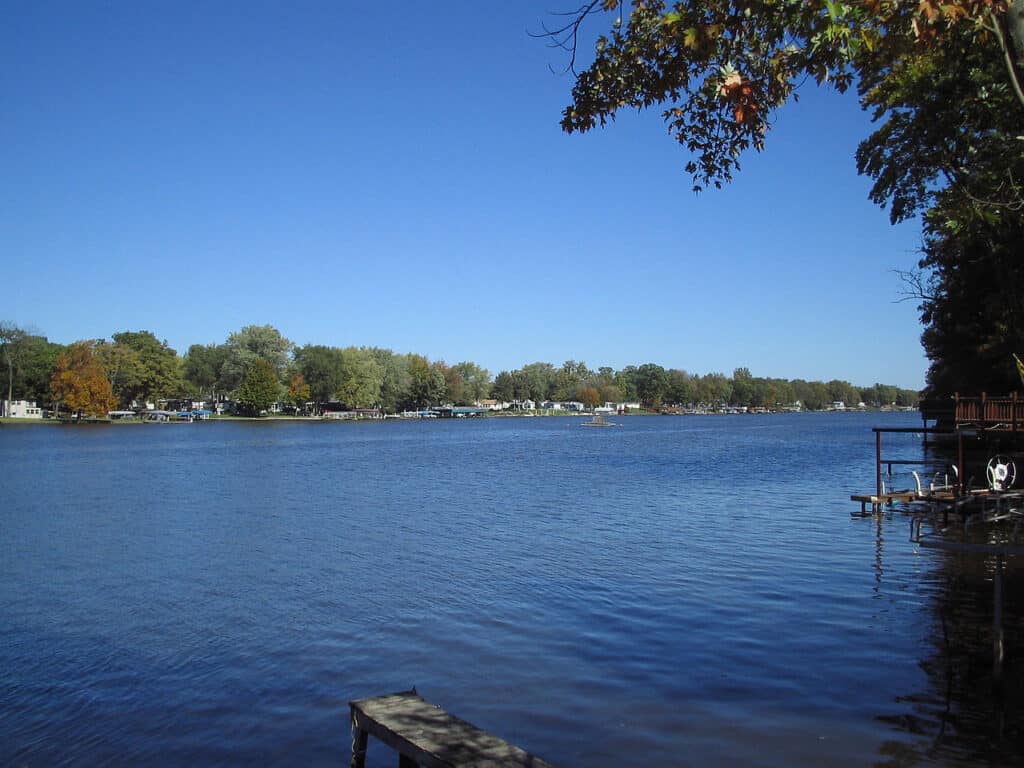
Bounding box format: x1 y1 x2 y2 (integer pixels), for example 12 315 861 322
750 378 777 409
11 334 63 405
184 343 228 402
491 371 516 402
634 363 669 407
519 362 556 401
696 372 732 407
405 354 447 409
447 361 491 405
236 358 281 416
222 325 293 392
827 379 860 408
730 367 754 407
553 359 590 401
338 347 384 408
294 344 346 410
665 369 695 406
0 322 28 413
896 387 920 407
369 348 412 413
401 356 446 411
615 365 639 402
791 379 830 411
103 331 183 405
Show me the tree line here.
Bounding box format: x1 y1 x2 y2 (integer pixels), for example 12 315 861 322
0 322 918 418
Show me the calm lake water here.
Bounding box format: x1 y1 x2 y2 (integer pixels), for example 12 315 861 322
2 412 1023 766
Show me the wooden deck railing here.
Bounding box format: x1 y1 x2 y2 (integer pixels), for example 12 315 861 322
954 393 1024 431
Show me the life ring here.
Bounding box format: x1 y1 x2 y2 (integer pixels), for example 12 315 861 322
986 455 1017 491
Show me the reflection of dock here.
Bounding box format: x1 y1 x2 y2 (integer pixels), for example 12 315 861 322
854 421 1024 688
350 690 555 767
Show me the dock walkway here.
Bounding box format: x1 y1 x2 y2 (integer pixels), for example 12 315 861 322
350 690 555 768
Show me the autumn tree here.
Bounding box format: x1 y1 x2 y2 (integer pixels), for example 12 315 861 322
50 340 117 417
578 385 602 408
287 373 311 411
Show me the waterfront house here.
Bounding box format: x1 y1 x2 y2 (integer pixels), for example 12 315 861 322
541 400 586 412
476 399 509 411
3 400 43 419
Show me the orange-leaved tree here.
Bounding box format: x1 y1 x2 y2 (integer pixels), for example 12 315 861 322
50 340 118 418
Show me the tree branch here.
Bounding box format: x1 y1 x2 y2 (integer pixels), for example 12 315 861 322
530 1 612 74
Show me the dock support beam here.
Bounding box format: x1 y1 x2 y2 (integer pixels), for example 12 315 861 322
876 430 883 501
351 715 369 768
994 555 1005 687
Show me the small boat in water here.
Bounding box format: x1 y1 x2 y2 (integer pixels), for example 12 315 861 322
582 413 616 427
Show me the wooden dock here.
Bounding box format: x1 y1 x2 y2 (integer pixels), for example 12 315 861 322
850 490 919 514
350 690 555 768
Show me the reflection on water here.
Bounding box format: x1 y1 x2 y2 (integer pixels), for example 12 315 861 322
868 432 1024 766
0 413 1022 766
873 551 1024 767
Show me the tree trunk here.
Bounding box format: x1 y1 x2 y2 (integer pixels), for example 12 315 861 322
997 0 1024 111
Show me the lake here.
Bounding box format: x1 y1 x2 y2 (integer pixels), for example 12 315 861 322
2 412 1022 766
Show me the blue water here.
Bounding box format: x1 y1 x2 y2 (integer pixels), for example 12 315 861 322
1 413 1020 766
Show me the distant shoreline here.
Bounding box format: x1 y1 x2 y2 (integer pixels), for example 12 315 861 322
0 409 916 427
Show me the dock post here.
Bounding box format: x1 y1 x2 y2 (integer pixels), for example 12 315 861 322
875 430 883 505
351 708 369 768
957 432 965 498
994 555 1005 688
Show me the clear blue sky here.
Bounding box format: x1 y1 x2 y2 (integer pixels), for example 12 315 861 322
2 2 927 389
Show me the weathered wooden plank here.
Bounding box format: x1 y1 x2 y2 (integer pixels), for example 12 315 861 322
350 691 555 768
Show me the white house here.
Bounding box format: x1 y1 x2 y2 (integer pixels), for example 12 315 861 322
476 399 509 411
3 400 43 419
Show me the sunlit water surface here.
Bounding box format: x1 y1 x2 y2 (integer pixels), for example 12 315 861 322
3 413 1023 766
